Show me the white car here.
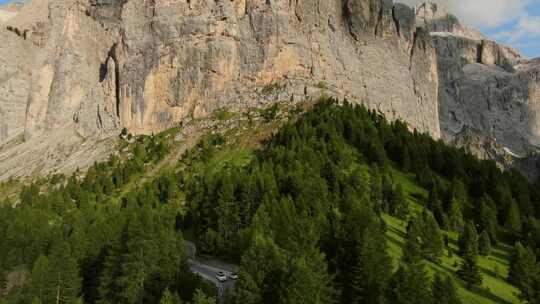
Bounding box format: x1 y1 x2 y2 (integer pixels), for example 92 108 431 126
216 271 227 282
229 272 239 280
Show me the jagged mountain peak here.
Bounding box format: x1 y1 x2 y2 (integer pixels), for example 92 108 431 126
413 1 486 40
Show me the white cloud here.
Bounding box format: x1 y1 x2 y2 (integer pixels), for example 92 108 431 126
396 0 540 57
396 0 534 29
494 15 540 43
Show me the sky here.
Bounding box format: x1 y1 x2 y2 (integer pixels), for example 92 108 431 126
399 0 540 58
1 0 539 58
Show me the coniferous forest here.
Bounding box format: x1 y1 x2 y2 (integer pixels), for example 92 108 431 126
1 99 540 303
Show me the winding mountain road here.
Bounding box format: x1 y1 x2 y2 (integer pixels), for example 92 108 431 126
186 242 238 301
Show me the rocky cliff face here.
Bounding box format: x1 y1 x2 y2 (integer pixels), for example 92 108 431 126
0 0 441 144
2 0 540 181
417 3 540 159
0 0 443 179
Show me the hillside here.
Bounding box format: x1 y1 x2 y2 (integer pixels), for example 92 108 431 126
1 99 538 304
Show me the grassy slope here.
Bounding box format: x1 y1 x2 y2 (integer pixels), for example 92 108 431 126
385 169 520 304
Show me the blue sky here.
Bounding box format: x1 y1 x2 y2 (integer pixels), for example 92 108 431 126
484 2 540 58
2 0 540 58
401 0 540 58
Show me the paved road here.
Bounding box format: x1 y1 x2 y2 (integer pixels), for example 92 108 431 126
190 261 236 299
187 242 238 301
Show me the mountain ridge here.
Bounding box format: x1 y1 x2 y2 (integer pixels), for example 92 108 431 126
0 0 539 180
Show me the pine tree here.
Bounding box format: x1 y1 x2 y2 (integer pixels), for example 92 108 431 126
477 195 498 243
103 176 115 196
508 243 540 300
448 198 464 231
98 227 126 303
31 298 43 304
48 242 82 304
505 200 522 235
421 211 445 263
478 231 492 256
118 210 155 304
432 274 462 304
428 196 447 230
450 178 468 206
370 165 384 213
193 289 216 304
402 218 423 264
348 224 392 304
402 145 412 172
28 255 51 301
233 235 287 304
160 288 182 304
281 251 337 304
386 262 433 304
458 221 478 257
457 249 482 289
381 173 394 213
390 184 409 219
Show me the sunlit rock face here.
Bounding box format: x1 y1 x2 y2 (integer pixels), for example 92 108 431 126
3 0 540 180
0 0 442 148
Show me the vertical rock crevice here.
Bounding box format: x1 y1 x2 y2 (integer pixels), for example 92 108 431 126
99 43 121 119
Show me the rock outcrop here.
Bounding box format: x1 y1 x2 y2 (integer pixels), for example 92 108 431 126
1 0 442 142
0 0 442 179
418 2 540 158
4 0 540 181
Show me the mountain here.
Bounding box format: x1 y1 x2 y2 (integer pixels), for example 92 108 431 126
0 0 539 180
418 2 540 179
0 99 533 303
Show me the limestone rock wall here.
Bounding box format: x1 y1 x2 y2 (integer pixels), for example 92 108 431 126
4 0 540 180
418 2 540 156
0 0 442 151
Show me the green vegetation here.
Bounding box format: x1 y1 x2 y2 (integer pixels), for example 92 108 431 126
0 132 216 304
315 81 329 90
213 108 235 121
260 82 284 96
1 98 539 304
0 179 22 205
257 103 280 122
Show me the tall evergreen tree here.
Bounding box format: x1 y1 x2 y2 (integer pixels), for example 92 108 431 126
193 289 216 304
402 146 412 172
48 242 82 304
478 231 492 256
477 195 498 243
28 255 51 301
506 200 522 235
457 249 482 289
458 221 478 257
402 218 423 264
31 297 43 304
347 223 392 304
160 288 182 304
448 199 464 231
387 262 432 304
432 274 462 304
390 184 409 220
420 211 445 263
508 243 540 300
